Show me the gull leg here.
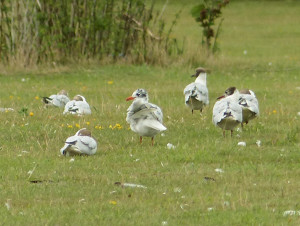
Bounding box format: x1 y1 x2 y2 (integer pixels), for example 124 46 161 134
192 109 194 114
140 136 142 144
151 137 154 146
231 130 233 137
223 130 225 138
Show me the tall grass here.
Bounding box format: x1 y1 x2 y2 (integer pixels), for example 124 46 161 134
0 0 182 66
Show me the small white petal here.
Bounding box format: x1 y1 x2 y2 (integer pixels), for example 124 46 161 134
238 141 246 147
243 50 247 55
5 200 11 210
69 158 75 162
215 168 224 173
256 140 261 147
207 207 214 211
283 210 300 216
167 143 176 150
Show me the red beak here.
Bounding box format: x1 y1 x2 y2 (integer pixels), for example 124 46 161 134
217 95 225 100
126 96 135 101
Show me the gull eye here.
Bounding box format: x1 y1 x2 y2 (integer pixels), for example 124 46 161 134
136 93 140 97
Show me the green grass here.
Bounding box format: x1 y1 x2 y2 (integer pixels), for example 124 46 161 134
1 1 300 225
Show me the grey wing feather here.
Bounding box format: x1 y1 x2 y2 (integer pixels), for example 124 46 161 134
184 82 209 104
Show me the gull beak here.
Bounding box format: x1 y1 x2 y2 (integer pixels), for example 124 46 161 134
191 74 197 77
217 95 225 100
126 96 135 101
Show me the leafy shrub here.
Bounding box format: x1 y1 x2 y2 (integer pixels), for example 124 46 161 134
191 0 229 53
0 0 182 66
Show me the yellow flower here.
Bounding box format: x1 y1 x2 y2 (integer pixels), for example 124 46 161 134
115 123 122 129
107 81 114 85
29 112 34 116
86 122 90 125
9 95 14 99
95 125 99 129
68 125 73 128
109 125 113 129
35 96 39 100
75 123 80 128
109 200 117 205
61 124 64 127
273 110 277 114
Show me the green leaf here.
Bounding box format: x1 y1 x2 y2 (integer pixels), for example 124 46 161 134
190 4 205 18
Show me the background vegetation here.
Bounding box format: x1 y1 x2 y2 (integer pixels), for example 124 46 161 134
0 0 182 66
0 0 300 225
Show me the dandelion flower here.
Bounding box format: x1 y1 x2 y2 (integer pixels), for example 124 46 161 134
273 110 277 114
9 95 14 99
109 125 113 129
109 200 117 205
61 124 64 127
67 125 73 128
107 81 114 85
35 96 39 100
75 123 80 128
86 122 90 125
29 112 34 116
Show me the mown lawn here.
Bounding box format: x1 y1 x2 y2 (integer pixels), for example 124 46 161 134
1 1 300 225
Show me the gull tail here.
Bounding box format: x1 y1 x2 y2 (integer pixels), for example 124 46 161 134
143 120 167 132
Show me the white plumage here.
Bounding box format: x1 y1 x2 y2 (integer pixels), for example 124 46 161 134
238 89 259 126
184 67 209 114
60 128 97 156
213 87 243 137
126 89 167 145
43 90 70 108
63 95 91 115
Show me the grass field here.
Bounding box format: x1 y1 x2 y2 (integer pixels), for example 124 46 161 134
1 1 300 225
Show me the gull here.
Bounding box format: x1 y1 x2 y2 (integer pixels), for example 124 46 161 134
183 67 209 114
60 128 97 156
42 90 70 108
63 95 91 115
213 87 242 137
126 89 167 145
238 89 259 127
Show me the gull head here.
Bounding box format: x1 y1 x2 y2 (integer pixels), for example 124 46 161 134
75 128 92 137
73 95 86 102
191 67 208 78
126 88 148 102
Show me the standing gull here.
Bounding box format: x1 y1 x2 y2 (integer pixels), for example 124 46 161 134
213 87 242 137
238 89 259 127
184 67 209 114
126 89 167 145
